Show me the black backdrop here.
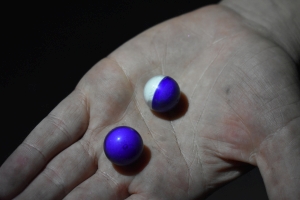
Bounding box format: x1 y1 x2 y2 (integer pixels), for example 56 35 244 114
1 1 269 199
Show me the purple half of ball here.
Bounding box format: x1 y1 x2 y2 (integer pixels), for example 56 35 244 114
144 76 180 112
104 126 144 166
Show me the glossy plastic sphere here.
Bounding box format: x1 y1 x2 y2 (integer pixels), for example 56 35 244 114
104 126 144 166
144 75 180 112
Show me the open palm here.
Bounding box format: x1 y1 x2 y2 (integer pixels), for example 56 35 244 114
1 4 299 200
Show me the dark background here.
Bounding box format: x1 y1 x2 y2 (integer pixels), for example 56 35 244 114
0 1 268 199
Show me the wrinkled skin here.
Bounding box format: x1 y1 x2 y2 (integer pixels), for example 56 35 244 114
1 4 300 200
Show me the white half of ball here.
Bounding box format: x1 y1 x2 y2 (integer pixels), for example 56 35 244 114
143 75 165 109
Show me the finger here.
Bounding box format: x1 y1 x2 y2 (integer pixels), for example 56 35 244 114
0 89 89 199
125 194 147 200
15 140 97 200
64 169 131 200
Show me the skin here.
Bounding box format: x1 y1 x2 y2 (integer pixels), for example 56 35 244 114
0 2 300 200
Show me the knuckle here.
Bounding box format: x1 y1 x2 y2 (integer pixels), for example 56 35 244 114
46 113 71 141
42 166 66 194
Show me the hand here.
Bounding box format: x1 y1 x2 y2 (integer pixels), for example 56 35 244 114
1 4 299 200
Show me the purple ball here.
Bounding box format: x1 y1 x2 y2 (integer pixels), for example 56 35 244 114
104 126 144 166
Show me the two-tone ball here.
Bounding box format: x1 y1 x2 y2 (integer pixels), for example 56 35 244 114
143 75 180 112
103 126 144 166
